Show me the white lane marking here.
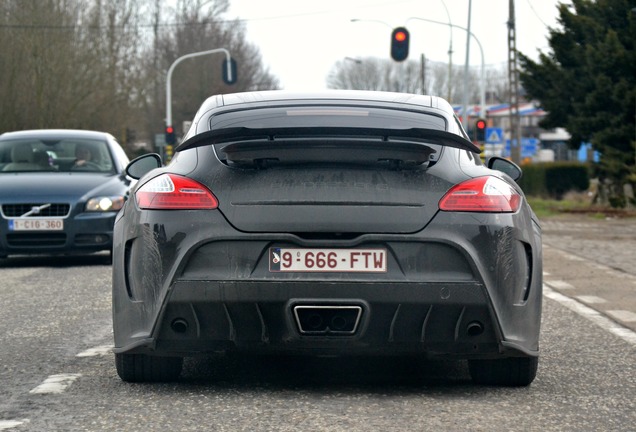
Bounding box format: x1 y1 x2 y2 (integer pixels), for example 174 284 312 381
548 247 636 281
545 280 575 290
566 255 586 261
544 286 636 346
591 263 611 271
29 374 81 395
607 310 636 323
76 344 113 357
575 295 607 304
0 420 28 430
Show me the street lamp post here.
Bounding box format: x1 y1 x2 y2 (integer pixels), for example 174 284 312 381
350 18 391 28
166 48 233 130
462 0 473 128
350 14 485 126
406 13 485 127
437 0 454 102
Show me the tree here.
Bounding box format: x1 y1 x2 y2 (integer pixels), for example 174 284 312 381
139 0 280 143
0 0 85 130
519 0 636 207
0 0 146 134
326 56 493 105
0 0 280 154
327 57 423 93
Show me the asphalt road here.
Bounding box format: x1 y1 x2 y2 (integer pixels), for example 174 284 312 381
541 214 636 332
0 215 635 431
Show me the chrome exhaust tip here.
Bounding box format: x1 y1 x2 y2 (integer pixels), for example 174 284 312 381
293 305 363 335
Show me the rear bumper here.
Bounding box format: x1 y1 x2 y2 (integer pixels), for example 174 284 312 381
115 280 518 358
112 208 542 359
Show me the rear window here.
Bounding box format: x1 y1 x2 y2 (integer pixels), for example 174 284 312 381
208 106 447 131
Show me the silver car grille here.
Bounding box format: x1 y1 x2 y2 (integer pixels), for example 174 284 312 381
1 203 71 218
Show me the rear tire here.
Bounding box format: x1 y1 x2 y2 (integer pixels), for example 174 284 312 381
468 356 538 386
115 353 183 383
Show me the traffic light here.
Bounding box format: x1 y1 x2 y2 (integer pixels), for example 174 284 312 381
474 118 487 142
165 125 176 145
390 27 410 62
222 58 237 85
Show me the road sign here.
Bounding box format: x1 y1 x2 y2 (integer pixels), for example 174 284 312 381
155 133 166 148
485 127 504 144
504 138 539 158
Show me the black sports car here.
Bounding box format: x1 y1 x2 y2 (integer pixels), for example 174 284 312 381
112 91 542 386
0 129 131 260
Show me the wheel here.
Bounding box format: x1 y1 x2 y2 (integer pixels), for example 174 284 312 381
115 353 183 383
468 356 538 386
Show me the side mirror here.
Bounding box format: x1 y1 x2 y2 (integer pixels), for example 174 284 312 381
487 156 522 182
125 153 162 180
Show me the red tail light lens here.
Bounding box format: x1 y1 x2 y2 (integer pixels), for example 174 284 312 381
135 174 218 210
439 176 521 213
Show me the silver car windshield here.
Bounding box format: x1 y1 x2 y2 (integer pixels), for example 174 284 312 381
0 138 116 173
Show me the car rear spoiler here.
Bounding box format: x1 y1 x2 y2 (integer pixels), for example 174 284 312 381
176 127 481 154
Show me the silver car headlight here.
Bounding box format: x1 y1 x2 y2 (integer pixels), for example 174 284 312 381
86 196 125 212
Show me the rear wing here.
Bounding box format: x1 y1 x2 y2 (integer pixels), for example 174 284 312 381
177 127 479 169
177 127 480 154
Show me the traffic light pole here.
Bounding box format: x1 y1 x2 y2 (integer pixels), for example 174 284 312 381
165 48 233 133
508 0 522 164
461 0 472 128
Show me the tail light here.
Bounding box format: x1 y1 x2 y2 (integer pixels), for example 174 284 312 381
439 176 521 213
135 174 218 210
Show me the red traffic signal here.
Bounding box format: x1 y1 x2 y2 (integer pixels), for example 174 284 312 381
165 125 176 145
474 118 487 142
394 30 407 42
390 27 410 62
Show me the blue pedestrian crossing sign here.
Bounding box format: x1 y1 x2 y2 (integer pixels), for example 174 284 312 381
485 127 504 144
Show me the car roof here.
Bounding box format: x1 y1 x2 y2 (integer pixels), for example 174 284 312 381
201 90 455 113
179 90 477 153
182 90 462 144
0 129 115 141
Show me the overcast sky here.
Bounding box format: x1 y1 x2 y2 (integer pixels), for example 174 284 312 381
227 0 571 91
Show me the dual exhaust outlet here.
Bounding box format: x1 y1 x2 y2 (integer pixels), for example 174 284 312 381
293 305 363 335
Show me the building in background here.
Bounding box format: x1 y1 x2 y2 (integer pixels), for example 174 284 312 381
455 103 597 164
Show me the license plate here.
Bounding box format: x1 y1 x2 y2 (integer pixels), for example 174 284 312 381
270 248 387 273
8 219 64 231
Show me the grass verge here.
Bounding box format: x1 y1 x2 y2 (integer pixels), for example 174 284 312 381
527 197 636 219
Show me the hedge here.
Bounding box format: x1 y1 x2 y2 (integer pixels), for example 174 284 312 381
518 162 590 199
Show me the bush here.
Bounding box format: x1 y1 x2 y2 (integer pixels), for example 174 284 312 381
519 162 590 199
518 164 547 196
